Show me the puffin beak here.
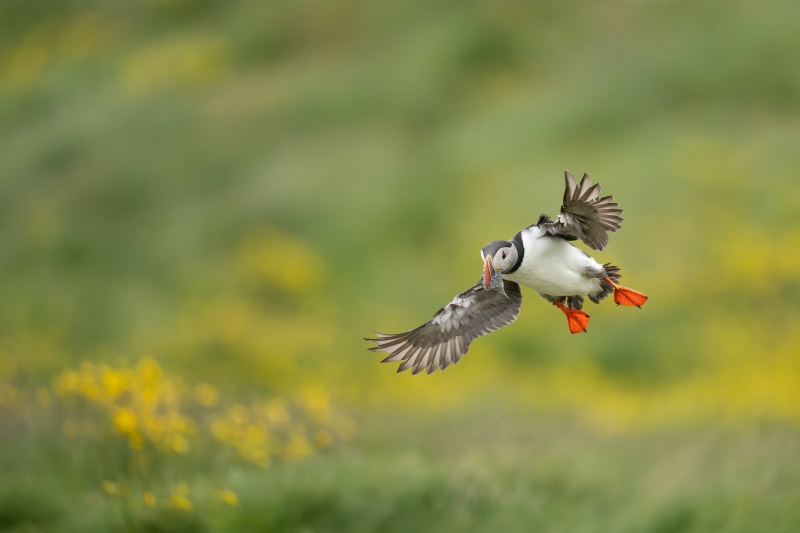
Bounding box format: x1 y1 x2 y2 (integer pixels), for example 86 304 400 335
484 256 496 289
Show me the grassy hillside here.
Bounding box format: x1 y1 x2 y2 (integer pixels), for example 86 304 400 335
1 0 799 530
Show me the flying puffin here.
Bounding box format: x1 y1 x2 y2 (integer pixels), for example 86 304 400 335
366 171 648 375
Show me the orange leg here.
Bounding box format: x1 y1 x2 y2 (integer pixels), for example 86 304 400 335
553 300 590 334
603 278 649 308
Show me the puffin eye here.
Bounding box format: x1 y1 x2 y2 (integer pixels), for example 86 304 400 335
502 251 507 259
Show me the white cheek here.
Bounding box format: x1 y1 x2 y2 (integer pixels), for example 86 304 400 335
497 250 513 269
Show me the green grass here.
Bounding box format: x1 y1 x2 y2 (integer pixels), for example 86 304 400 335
4 408 800 532
2 0 800 530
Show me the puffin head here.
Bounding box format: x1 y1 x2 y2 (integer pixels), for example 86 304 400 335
480 240 519 290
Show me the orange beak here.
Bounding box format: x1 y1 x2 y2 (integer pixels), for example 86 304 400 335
484 256 495 289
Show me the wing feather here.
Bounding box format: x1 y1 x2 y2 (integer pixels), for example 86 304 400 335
541 171 624 251
380 343 412 363
366 280 522 375
439 343 450 371
397 356 415 374
413 347 431 376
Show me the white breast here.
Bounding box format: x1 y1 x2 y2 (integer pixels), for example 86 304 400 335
504 227 602 297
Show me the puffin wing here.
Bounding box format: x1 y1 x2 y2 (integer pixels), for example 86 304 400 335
541 171 624 251
366 280 522 375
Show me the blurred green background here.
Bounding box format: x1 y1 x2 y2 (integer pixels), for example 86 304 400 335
2 0 800 531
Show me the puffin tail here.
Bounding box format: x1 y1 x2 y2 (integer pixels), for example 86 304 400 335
588 263 621 304
595 264 648 308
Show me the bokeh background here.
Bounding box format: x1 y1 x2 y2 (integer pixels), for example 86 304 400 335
2 0 800 531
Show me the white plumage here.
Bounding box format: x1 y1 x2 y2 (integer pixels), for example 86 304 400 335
504 226 602 298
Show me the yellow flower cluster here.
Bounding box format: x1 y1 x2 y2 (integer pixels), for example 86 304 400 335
1 14 112 89
170 482 193 511
54 357 196 453
50 357 355 465
43 357 357 516
210 387 353 467
211 400 318 466
101 479 239 513
120 37 228 94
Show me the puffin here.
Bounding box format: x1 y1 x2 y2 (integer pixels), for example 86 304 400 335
366 171 648 375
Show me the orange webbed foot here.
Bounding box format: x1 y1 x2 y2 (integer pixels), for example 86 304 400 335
554 300 590 334
603 278 648 308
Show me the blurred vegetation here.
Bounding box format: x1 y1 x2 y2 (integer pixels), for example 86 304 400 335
1 0 800 530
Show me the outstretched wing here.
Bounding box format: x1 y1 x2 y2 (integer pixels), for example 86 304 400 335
366 280 522 376
541 171 624 251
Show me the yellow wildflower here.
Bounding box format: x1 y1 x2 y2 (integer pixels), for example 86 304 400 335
301 387 331 422
170 482 192 510
217 489 238 506
103 481 120 496
78 374 100 399
101 368 126 398
244 424 265 446
283 431 311 461
170 434 189 455
121 37 227 94
265 401 289 425
139 385 159 408
171 493 193 511
114 408 137 434
54 369 79 396
5 39 48 87
137 357 162 386
143 492 157 507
